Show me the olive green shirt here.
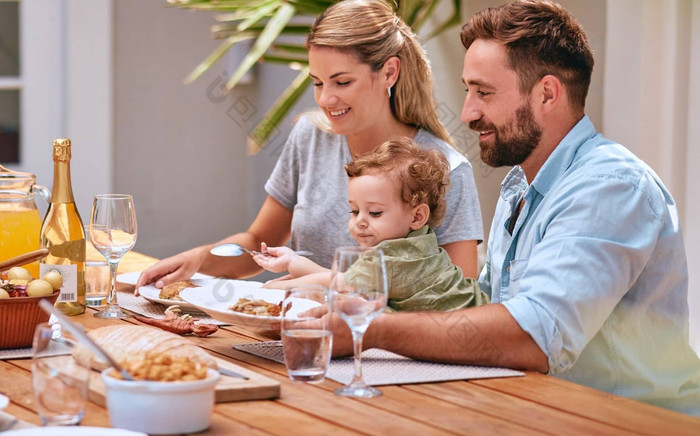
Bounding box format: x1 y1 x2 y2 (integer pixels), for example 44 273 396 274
346 226 489 312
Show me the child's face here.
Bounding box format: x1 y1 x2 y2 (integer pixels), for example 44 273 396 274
347 174 417 248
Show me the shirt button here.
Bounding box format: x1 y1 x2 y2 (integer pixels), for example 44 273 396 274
506 265 511 272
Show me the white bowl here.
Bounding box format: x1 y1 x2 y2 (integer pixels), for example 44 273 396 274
101 368 219 435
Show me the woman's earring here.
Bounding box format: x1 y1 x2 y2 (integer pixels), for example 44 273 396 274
387 87 392 98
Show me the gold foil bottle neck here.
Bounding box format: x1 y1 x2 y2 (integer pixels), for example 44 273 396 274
52 138 72 162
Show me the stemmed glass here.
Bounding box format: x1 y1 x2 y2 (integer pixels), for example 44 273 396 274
330 246 388 398
89 194 137 319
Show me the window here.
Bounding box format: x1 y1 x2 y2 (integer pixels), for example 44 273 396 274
0 0 20 163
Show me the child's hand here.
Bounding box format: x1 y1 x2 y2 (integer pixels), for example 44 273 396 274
252 243 297 273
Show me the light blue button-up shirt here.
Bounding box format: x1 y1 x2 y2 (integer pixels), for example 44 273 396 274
479 116 700 416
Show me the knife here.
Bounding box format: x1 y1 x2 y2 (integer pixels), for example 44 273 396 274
218 366 249 380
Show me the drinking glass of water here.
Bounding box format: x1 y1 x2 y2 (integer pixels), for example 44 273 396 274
281 285 332 383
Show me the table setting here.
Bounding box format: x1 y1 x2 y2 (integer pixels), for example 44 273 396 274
1 245 699 434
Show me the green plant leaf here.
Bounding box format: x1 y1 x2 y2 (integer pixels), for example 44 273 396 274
248 66 311 154
424 0 462 40
184 34 255 84
225 2 297 90
261 54 308 66
236 0 280 32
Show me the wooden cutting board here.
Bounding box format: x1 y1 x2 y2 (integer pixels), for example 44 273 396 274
87 356 280 406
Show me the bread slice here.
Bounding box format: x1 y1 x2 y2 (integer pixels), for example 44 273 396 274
72 324 217 370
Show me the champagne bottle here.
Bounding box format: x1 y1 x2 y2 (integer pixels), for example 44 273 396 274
40 138 86 315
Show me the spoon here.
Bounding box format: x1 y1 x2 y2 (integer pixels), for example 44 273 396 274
38 299 134 381
210 243 312 257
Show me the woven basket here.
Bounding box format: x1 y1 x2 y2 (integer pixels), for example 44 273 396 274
0 290 61 349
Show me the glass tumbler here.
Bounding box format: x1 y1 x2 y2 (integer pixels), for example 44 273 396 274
31 322 91 426
281 285 333 383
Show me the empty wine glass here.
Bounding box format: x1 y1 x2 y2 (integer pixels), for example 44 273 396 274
89 194 137 319
330 246 387 398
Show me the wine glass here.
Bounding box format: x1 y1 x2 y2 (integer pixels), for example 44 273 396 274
89 194 137 319
330 246 388 398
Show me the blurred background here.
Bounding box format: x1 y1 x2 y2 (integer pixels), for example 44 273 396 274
1 0 698 353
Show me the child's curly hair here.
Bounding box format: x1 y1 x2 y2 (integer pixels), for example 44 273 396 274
345 137 450 227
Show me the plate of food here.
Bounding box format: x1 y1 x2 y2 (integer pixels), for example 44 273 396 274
179 280 318 329
136 279 216 311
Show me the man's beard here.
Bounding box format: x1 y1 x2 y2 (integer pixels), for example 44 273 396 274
470 102 542 168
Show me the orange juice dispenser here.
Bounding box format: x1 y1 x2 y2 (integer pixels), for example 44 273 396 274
0 164 50 277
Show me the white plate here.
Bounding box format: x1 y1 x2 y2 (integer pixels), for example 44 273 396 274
0 393 8 409
180 280 318 329
116 271 212 286
136 278 216 311
116 272 219 311
3 428 147 436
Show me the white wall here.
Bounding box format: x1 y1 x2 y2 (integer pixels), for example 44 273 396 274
17 0 112 219
112 0 316 281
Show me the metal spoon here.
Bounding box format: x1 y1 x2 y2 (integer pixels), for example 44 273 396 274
38 299 134 381
210 243 312 257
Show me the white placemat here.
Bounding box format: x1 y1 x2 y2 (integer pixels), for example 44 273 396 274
234 341 523 385
116 290 227 326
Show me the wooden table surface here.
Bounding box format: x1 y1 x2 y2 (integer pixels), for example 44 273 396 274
2 250 699 435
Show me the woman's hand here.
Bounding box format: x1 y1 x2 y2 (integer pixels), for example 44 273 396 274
134 246 207 295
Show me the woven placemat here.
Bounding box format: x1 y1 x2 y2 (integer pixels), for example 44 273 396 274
117 290 227 326
234 341 523 385
0 339 72 360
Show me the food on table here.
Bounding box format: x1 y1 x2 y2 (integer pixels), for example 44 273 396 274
158 280 200 301
0 266 60 298
26 279 54 297
7 266 33 282
134 305 218 337
72 324 217 371
229 297 282 317
42 269 63 291
108 353 209 382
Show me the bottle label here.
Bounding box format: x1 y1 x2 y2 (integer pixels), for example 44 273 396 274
40 263 78 303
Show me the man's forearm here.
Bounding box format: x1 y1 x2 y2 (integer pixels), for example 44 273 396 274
365 304 549 372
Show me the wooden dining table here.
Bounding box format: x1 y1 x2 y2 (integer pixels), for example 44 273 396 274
2 250 699 435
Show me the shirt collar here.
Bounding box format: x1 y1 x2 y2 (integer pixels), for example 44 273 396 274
529 115 597 196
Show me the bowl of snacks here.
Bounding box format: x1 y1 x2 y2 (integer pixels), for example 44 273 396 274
0 266 62 349
101 353 219 435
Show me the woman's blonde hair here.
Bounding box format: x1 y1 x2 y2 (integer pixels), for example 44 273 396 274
306 0 453 146
345 137 449 227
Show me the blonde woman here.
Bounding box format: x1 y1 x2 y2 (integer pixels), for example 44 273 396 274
136 0 482 291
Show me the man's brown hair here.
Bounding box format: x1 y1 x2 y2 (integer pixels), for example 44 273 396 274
460 0 594 111
345 137 449 228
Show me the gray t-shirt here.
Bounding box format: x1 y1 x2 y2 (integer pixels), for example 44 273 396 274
265 115 483 268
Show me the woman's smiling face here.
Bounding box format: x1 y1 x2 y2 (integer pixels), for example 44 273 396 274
308 46 392 136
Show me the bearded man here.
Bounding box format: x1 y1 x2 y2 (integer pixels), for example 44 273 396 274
330 0 700 416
